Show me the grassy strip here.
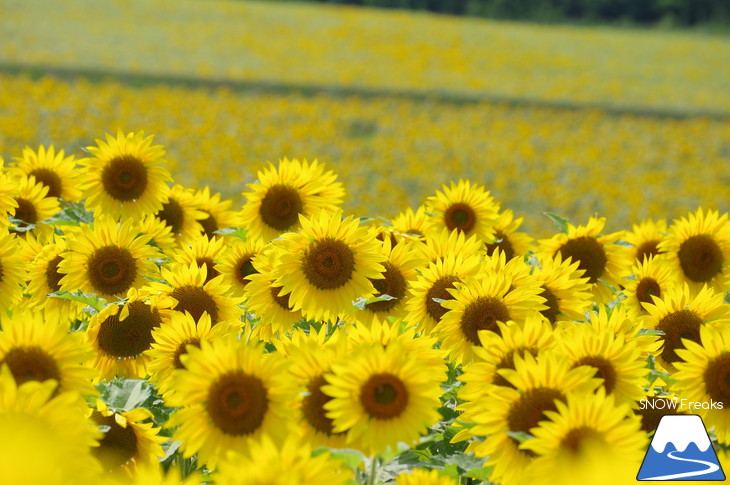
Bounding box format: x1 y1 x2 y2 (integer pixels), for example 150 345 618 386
3 62 729 121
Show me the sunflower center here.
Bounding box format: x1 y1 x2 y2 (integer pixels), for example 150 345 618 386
157 198 184 235
45 254 64 292
270 285 292 310
196 257 220 284
170 285 220 324
557 237 607 284
206 371 269 436
573 356 617 394
360 373 409 420
1 346 61 386
236 255 257 287
86 245 138 296
29 168 63 199
656 309 703 365
302 238 355 290
199 212 219 239
636 240 661 262
678 234 724 283
703 353 730 406
13 198 38 225
444 203 476 234
507 387 565 435
172 338 201 369
494 347 539 388
97 301 161 358
636 277 661 306
101 155 148 202
92 412 139 470
259 184 303 232
425 275 460 323
485 231 515 261
366 262 406 313
460 296 510 345
560 426 604 454
538 286 560 324
302 374 339 436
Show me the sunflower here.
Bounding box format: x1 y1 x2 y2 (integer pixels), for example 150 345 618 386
101 462 200 485
520 388 647 485
425 179 500 241
554 323 648 405
539 215 631 304
394 469 458 485
0 229 28 312
642 283 730 370
90 399 166 473
241 158 345 242
675 325 730 443
138 214 177 256
484 209 534 260
405 253 481 333
323 341 445 455
146 262 243 326
78 130 172 220
658 207 730 293
216 238 267 298
271 210 385 323
0 365 101 485
146 311 237 398
0 310 96 395
86 289 163 381
454 351 601 485
11 145 81 201
58 216 161 299
416 226 484 265
194 186 245 240
633 389 688 434
436 269 546 365
621 254 679 317
156 184 207 244
532 252 592 325
9 174 60 238
0 158 19 219
623 218 668 263
171 234 226 284
350 237 424 327
215 435 350 485
165 339 297 470
391 205 430 241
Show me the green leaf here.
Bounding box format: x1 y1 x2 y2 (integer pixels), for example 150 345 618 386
505 431 534 443
431 297 447 304
466 466 494 480
213 227 248 239
47 290 107 312
326 449 366 470
8 216 36 232
352 294 396 310
638 328 665 336
103 379 153 411
543 211 571 233
44 202 94 226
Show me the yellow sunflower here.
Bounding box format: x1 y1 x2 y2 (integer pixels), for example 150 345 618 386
241 158 345 242
454 351 601 485
0 310 96 395
165 339 297 470
11 144 81 201
86 289 163 381
138 214 177 256
171 234 227 284
101 462 200 485
539 215 631 304
658 207 730 293
520 388 647 485
58 215 161 299
323 341 445 455
675 324 730 443
391 205 430 241
215 434 351 485
156 184 207 244
395 469 458 485
484 209 534 260
9 174 60 238
146 262 243 326
90 399 166 473
0 158 19 219
194 186 245 239
624 218 668 263
425 179 500 241
0 365 101 485
78 130 172 220
436 269 546 365
532 252 593 325
216 237 267 298
0 229 27 312
404 253 481 333
271 210 385 323
146 311 237 398
416 226 484 266
621 254 680 317
642 283 730 371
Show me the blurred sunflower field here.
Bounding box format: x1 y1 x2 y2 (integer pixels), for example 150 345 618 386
2 0 730 484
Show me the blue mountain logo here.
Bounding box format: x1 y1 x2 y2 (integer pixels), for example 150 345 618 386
637 414 725 481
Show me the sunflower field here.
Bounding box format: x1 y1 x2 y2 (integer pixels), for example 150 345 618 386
2 0 730 484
